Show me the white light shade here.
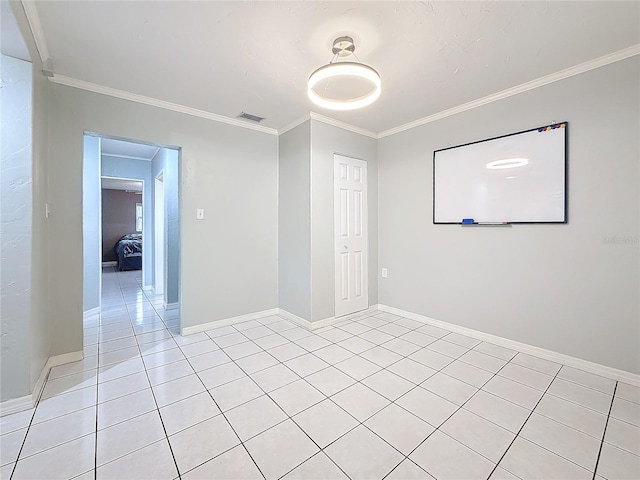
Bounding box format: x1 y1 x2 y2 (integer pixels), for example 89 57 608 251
308 62 381 111
486 158 529 169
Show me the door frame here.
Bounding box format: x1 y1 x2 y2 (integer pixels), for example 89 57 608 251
100 175 145 282
334 153 369 318
154 171 165 298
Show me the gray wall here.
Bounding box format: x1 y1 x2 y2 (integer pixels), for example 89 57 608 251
82 135 101 311
151 147 180 306
2 2 51 403
47 82 278 353
101 155 153 286
377 58 640 373
30 55 50 394
278 120 378 323
101 189 141 262
278 122 311 320
310 120 378 322
0 54 33 400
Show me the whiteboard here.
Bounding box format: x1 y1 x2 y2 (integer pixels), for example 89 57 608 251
433 123 567 224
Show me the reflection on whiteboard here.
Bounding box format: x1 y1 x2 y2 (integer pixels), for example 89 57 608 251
433 123 567 224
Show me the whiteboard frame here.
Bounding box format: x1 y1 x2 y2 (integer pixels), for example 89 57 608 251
432 122 568 225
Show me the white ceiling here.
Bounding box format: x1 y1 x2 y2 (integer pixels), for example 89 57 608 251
101 137 159 161
24 1 640 133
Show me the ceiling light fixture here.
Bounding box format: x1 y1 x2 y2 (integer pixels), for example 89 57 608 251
308 36 381 111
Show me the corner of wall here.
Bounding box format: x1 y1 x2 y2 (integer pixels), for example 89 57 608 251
30 59 52 391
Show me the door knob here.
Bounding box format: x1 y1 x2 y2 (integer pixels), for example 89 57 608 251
343 245 348 250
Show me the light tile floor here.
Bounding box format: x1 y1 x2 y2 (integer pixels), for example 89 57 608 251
1 267 640 479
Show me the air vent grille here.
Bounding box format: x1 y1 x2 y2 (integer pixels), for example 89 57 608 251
237 112 265 123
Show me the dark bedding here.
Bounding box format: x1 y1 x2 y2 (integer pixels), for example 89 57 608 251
115 233 142 271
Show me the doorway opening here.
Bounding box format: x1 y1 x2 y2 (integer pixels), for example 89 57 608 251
101 176 144 272
82 133 181 336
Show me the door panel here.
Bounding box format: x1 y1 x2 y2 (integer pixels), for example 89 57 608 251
339 188 349 237
340 251 349 301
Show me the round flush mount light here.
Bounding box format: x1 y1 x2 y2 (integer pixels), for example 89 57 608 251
307 36 381 111
486 158 529 169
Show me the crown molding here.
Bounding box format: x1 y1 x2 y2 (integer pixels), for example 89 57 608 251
277 112 378 139
379 44 640 139
20 0 50 65
47 73 378 140
49 74 279 136
309 112 378 139
278 113 311 136
101 153 155 162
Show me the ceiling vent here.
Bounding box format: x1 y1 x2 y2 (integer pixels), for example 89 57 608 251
237 112 265 123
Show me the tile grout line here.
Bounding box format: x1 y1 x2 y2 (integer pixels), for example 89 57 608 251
174 316 383 478
198 310 539 480
124 267 183 479
387 342 586 477
167 328 268 480
208 316 366 479
383 345 516 479
7 403 39 480
414 339 619 417
133 336 182 478
252 326 389 479
234 365 354 479
9 269 126 478
224 315 454 479
94 290 103 480
484 365 563 479
331 326 472 480
591 381 618 480
304 316 495 479
92 265 126 478
93 267 178 476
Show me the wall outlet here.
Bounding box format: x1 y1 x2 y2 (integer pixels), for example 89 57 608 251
196 208 205 220
381 268 388 278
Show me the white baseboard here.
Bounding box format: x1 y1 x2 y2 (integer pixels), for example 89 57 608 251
0 350 84 417
0 395 33 417
142 285 153 292
182 308 279 336
83 306 100 318
151 286 164 297
47 351 84 369
277 309 312 329
164 302 179 311
278 305 382 331
102 261 117 267
181 305 380 337
320 305 383 329
378 304 640 387
30 362 51 408
32 351 84 404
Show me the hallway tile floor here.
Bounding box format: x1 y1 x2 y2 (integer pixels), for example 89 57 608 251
1 267 639 479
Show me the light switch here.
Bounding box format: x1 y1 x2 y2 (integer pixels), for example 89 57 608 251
196 208 205 220
381 268 388 278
